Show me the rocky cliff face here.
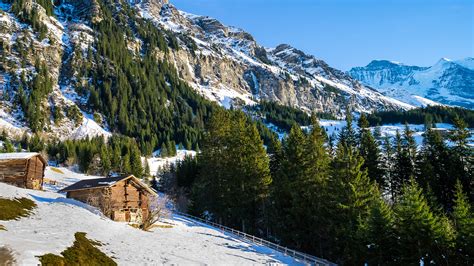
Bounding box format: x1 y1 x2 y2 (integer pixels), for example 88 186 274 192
132 1 413 116
349 59 474 108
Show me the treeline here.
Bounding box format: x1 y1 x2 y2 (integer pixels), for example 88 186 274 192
247 101 335 131
367 106 474 128
166 109 473 265
0 131 151 179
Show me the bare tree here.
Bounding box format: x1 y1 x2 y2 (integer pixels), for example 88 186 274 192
140 195 170 231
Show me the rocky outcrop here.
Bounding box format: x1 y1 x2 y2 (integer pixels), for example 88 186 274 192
138 2 413 116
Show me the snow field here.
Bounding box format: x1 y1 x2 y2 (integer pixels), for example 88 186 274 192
1 165 303 265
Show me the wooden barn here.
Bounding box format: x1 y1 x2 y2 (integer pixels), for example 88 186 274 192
60 175 157 223
0 152 47 190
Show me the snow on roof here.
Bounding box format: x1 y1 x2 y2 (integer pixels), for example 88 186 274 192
60 175 157 195
0 152 43 160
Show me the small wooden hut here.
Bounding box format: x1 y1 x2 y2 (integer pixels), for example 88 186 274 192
60 175 157 223
0 152 47 190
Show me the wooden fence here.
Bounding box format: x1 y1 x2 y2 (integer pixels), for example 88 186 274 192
175 211 336 266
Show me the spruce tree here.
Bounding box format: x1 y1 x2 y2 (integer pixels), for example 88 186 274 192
193 110 271 233
144 158 151 178
328 144 377 264
363 190 398 265
394 179 454 264
3 139 15 153
270 123 307 245
392 130 412 200
359 114 385 189
452 181 474 264
99 145 111 175
416 129 453 211
298 116 331 255
448 117 473 203
130 143 143 178
338 108 357 148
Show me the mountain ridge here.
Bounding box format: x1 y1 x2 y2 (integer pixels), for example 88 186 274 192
349 58 474 109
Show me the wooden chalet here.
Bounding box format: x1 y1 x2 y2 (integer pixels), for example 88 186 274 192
60 175 157 223
0 152 47 190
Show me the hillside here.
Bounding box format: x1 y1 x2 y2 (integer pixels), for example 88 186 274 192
0 0 414 144
0 172 302 265
349 58 474 108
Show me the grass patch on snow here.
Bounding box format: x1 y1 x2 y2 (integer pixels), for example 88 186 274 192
38 232 116 266
0 224 5 231
0 198 36 220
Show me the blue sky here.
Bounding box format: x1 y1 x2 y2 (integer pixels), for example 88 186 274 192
170 0 473 70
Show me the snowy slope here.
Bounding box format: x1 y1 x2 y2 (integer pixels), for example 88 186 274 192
349 58 474 109
0 180 303 265
319 119 474 147
146 148 197 176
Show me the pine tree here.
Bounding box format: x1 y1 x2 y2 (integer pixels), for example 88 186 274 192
99 145 111 175
270 123 307 245
160 142 169 158
448 117 473 203
359 114 385 189
294 116 331 254
193 110 271 233
122 153 131 174
394 179 454 264
338 108 357 148
363 190 398 265
416 129 453 211
130 143 143 178
3 139 15 153
143 158 151 178
328 144 377 264
392 130 412 200
451 181 474 264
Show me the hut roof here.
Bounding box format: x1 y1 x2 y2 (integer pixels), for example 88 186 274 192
59 175 157 195
0 152 47 164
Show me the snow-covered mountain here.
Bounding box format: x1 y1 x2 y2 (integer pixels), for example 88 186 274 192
0 0 415 140
349 58 474 109
138 0 413 115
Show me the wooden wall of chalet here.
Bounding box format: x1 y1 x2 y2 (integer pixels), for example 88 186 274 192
67 188 106 205
26 156 45 189
0 156 45 190
110 179 151 223
66 178 152 223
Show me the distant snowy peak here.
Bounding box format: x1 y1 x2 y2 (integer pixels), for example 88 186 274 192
349 58 474 109
455 57 474 70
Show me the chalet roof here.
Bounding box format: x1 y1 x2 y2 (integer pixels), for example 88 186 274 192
0 152 47 164
59 175 157 195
